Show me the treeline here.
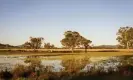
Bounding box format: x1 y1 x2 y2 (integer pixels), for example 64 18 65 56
0 43 19 49
91 45 123 49
0 26 133 51
0 43 122 49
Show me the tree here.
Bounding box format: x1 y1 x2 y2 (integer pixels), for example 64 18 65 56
80 37 92 53
44 43 55 49
30 37 44 49
61 31 82 53
116 26 133 49
22 41 32 49
23 37 44 49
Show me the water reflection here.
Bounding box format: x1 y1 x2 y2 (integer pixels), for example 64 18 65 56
0 55 133 72
83 57 121 73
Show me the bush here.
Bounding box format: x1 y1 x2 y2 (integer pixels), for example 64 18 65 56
0 69 13 80
12 64 33 79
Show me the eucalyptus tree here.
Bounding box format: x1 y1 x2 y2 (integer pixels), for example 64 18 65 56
29 37 44 49
23 37 44 49
80 37 92 53
22 41 32 49
61 31 82 53
30 37 44 49
116 26 133 49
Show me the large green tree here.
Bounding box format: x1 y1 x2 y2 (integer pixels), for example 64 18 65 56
61 31 82 53
30 37 44 49
116 27 133 49
23 37 44 49
80 37 92 52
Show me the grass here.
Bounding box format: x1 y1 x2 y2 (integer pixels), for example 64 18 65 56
0 51 133 57
84 52 133 57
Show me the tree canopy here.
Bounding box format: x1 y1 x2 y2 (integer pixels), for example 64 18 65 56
61 31 82 52
116 26 133 49
80 37 92 52
22 37 44 49
61 31 92 52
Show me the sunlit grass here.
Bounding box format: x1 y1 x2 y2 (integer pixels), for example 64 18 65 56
0 51 133 58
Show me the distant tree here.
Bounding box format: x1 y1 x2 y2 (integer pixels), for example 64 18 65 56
23 37 44 49
44 43 55 49
92 45 118 49
22 41 32 49
116 44 125 49
80 37 92 53
0 43 18 49
61 31 82 53
116 27 133 49
30 37 44 49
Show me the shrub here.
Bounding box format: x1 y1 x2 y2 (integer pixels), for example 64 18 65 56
0 69 13 80
12 64 29 78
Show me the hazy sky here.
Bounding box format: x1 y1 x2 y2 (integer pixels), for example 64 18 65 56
0 0 133 47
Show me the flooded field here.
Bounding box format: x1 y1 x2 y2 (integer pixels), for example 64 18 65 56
0 53 133 80
0 54 130 72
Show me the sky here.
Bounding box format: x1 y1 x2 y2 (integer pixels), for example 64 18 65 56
0 0 133 47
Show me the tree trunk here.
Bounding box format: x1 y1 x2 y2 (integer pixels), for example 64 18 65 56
127 41 130 49
71 47 74 53
85 46 88 53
